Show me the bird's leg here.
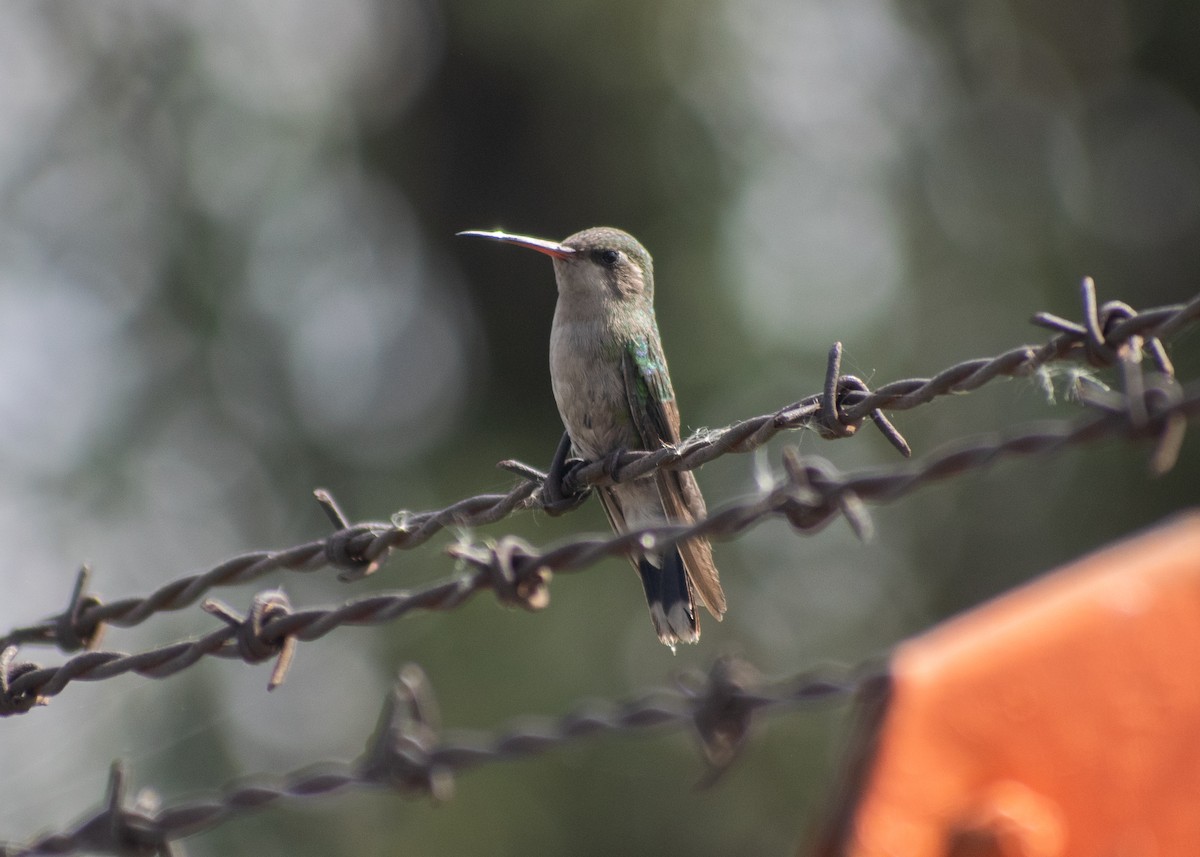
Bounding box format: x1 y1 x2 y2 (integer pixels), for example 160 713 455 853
543 430 591 516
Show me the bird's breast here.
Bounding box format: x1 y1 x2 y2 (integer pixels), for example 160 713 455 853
548 319 639 460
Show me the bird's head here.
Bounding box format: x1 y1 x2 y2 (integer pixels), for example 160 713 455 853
458 226 654 306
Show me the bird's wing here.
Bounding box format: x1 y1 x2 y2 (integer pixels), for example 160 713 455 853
621 337 726 617
622 334 681 445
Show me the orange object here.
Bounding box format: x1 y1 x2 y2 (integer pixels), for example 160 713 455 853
815 512 1200 857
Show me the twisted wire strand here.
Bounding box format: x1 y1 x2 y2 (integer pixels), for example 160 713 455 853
836 293 1199 420
0 658 859 857
3 377 1195 711
2 290 1193 653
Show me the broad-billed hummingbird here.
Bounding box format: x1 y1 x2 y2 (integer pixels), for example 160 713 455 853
459 226 727 648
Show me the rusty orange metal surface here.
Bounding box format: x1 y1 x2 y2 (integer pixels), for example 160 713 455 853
825 512 1200 857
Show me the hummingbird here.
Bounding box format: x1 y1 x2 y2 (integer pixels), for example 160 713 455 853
459 226 727 648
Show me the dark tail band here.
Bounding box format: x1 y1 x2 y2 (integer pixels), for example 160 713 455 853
638 548 699 649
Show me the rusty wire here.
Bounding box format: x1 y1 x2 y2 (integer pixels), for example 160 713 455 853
0 657 861 857
1 284 1194 659
1 369 1195 715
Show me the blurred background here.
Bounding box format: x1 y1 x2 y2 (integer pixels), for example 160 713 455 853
1 0 1197 854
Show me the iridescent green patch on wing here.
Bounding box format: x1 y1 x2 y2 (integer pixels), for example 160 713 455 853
627 335 673 406
622 333 682 450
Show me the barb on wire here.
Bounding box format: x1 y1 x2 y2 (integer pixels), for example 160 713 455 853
2 289 1193 657
2 567 107 653
0 517 393 655
0 647 45 716
202 590 297 691
1031 277 1180 374
0 658 857 857
1 371 1194 713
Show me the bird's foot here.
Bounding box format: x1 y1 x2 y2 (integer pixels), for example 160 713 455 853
543 431 591 516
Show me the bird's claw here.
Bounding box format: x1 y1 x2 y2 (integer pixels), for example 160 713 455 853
543 460 591 516
543 432 592 516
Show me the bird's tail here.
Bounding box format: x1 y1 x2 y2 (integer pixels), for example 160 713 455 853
638 548 699 651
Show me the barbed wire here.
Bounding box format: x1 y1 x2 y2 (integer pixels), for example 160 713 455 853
0 285 1196 856
0 657 868 857
1 368 1193 715
1 283 1194 659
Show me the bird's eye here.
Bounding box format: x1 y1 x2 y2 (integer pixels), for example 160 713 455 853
594 248 621 267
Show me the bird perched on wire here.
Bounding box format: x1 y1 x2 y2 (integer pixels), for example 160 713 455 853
459 226 726 649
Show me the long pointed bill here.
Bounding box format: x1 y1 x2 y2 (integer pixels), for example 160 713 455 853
457 229 576 259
